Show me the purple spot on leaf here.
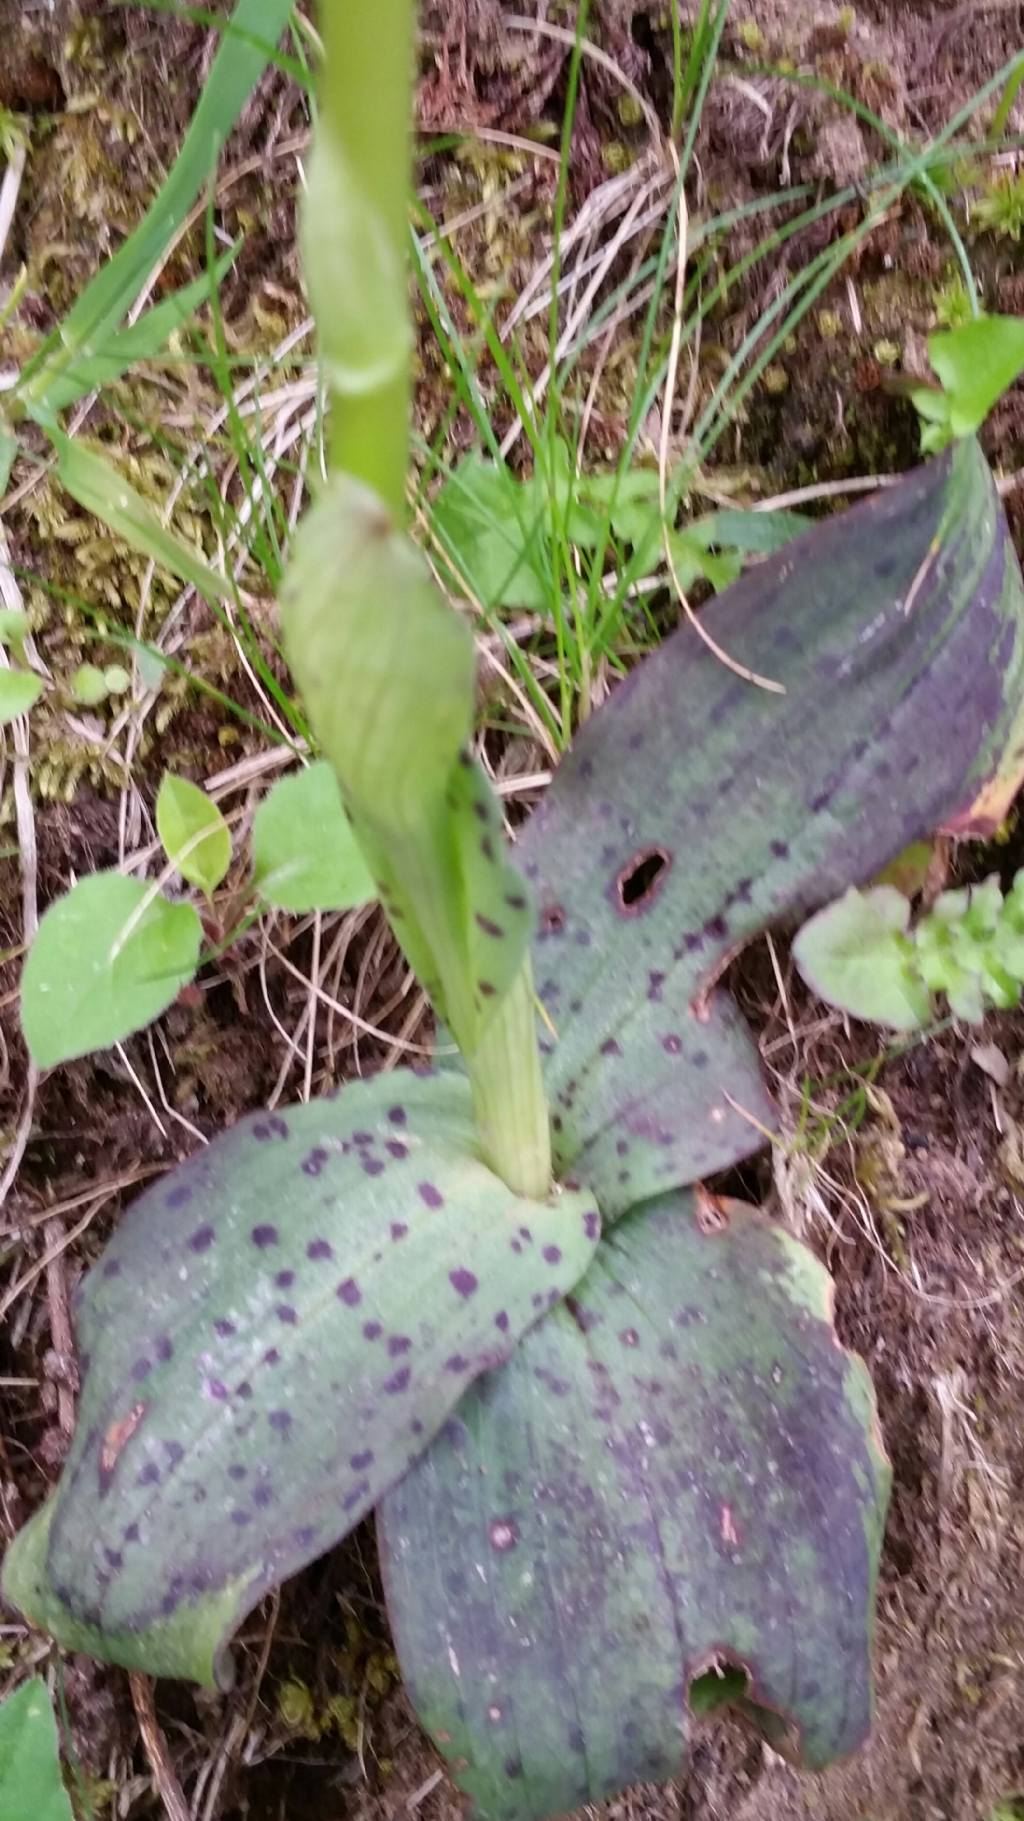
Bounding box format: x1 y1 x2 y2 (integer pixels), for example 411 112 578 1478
337 1278 361 1306
251 1224 278 1248
450 1268 478 1298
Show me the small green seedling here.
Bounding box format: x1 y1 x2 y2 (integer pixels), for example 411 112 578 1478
71 663 130 707
156 773 232 897
19 762 377 1066
910 313 1024 453
432 439 809 613
7 9 1024 1821
0 1679 74 1821
795 871 1024 1030
0 608 41 725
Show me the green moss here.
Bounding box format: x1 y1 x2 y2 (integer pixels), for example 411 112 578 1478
933 274 973 330
974 171 1024 243
600 141 632 175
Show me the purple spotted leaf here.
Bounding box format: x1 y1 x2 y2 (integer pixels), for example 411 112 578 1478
523 438 1024 1213
2 1073 599 1684
379 1189 889 1821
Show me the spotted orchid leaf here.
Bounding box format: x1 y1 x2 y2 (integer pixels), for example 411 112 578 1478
2 1072 599 1683
280 473 534 1056
521 437 1024 1214
379 1189 889 1821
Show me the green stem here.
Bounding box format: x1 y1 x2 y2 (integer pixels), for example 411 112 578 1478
315 0 552 1199
465 967 551 1200
319 0 413 514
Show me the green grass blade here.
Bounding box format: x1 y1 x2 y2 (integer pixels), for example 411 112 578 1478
51 432 232 603
37 244 240 415
17 0 295 413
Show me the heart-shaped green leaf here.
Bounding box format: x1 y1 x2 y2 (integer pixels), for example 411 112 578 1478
20 871 202 1067
0 1680 73 1821
380 1190 889 1821
252 762 376 913
157 773 232 895
520 438 1024 1213
2 1072 599 1683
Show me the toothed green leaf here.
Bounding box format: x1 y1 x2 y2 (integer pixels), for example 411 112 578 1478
2 1073 599 1683
792 887 932 1031
380 1190 889 1821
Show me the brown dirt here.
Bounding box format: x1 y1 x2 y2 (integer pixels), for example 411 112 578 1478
2 2 1024 1820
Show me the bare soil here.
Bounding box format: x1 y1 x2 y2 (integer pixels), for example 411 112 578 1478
2 2 1024 1819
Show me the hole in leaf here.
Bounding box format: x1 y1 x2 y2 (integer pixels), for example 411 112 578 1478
688 1663 750 1717
616 846 671 914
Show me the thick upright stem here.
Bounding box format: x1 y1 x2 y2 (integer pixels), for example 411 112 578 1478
315 0 552 1199
466 966 551 1200
319 0 412 514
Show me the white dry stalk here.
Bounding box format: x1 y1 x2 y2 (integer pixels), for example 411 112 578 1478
500 160 669 458
0 513 41 1207
658 152 784 696
0 140 27 272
